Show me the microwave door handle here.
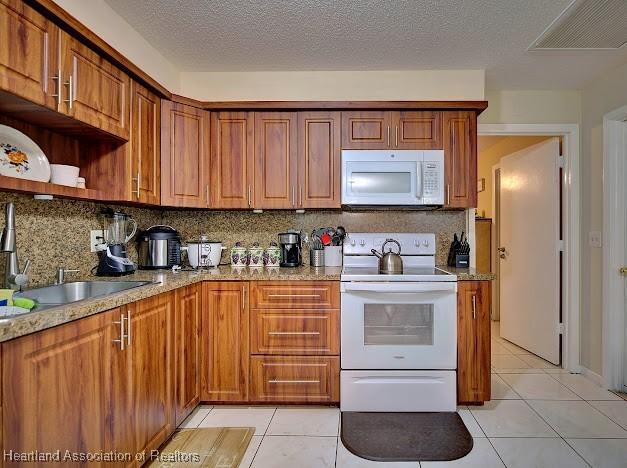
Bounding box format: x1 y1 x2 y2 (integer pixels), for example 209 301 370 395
417 163 423 201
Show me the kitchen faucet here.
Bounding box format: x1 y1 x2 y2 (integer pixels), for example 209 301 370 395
1 203 30 290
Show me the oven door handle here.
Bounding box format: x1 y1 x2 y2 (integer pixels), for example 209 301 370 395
341 282 457 293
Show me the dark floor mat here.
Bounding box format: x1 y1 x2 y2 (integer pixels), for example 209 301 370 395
341 412 473 462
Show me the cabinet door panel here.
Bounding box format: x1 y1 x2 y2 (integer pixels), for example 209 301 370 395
341 111 392 149
254 112 297 209
0 0 58 108
250 356 339 403
457 281 491 403
444 111 477 208
175 284 201 426
129 293 174 458
250 281 340 309
129 81 160 204
2 308 116 461
298 111 341 208
161 101 210 207
60 31 130 140
202 282 249 401
211 112 253 208
250 309 339 355
395 111 442 149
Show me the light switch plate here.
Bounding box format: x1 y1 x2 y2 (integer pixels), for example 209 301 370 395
90 229 105 252
588 231 602 248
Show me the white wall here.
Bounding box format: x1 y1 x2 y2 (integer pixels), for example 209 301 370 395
580 61 627 375
51 0 180 92
180 70 485 101
480 90 581 124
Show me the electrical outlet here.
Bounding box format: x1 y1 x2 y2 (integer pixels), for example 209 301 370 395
90 229 105 252
588 231 602 248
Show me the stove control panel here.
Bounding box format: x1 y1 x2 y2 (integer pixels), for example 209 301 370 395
343 233 436 256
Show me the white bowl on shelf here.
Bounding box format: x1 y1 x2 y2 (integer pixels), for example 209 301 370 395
50 164 80 187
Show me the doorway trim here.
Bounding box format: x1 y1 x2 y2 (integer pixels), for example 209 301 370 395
602 106 627 391
478 123 580 372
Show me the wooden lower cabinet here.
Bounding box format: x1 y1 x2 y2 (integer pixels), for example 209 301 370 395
2 308 119 466
202 281 249 402
457 281 491 404
250 309 339 355
2 293 175 467
250 281 340 309
174 284 201 426
250 356 339 403
127 293 174 460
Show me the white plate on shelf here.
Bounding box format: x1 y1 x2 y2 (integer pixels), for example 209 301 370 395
0 124 51 182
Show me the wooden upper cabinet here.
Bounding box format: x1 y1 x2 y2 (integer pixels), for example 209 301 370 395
298 111 341 208
443 111 477 208
129 81 160 204
254 112 298 209
342 111 443 149
58 31 130 140
211 111 254 209
202 282 249 402
161 100 210 208
457 281 491 404
341 111 391 149
2 307 117 461
395 111 442 149
174 284 201 427
0 0 58 109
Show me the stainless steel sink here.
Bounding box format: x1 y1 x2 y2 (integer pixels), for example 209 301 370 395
14 280 153 312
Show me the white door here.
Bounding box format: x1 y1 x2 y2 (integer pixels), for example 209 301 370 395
499 138 561 364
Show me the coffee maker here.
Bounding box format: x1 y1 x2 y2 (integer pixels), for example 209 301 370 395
278 231 303 267
96 209 138 276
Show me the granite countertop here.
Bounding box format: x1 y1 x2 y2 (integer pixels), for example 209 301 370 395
437 266 496 281
0 265 341 343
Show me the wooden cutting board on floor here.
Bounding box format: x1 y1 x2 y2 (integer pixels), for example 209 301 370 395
148 427 254 467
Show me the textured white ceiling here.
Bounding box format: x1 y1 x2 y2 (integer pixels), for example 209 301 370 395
104 0 627 89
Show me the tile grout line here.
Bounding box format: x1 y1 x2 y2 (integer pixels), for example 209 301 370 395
561 437 594 468
490 323 593 467
248 408 277 468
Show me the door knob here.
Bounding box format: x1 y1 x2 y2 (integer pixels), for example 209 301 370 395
620 267 627 276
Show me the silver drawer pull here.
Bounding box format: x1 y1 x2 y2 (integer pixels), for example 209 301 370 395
268 380 320 384
267 294 321 298
268 331 321 336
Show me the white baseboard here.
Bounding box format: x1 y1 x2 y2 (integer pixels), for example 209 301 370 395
579 366 605 387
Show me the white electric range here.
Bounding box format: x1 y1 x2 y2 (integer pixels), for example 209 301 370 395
340 233 458 412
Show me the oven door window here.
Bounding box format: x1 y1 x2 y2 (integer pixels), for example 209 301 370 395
364 304 434 345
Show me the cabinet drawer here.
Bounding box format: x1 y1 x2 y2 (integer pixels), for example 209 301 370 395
249 356 339 403
251 309 339 355
250 281 339 309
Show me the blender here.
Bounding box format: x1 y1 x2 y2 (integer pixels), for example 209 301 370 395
96 209 138 276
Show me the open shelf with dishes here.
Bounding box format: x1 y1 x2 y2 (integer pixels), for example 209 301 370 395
0 113 128 202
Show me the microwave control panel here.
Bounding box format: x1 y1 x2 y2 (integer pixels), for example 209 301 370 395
421 158 444 205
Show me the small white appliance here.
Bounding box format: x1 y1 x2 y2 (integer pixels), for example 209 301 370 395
340 232 457 412
341 150 444 206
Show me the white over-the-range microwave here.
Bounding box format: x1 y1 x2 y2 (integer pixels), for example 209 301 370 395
341 150 445 207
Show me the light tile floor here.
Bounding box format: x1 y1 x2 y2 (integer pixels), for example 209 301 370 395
176 321 627 467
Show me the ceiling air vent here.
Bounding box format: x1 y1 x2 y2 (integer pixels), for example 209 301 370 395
530 0 627 50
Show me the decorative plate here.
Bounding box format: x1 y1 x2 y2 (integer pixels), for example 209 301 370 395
0 125 51 182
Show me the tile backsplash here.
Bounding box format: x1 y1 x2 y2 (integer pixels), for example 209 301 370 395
0 193 161 287
162 209 465 266
0 191 465 287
